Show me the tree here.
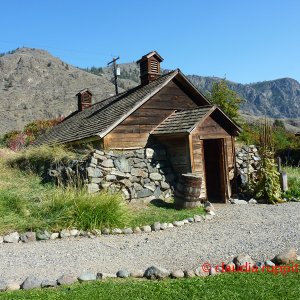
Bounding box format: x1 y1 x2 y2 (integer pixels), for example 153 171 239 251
207 78 243 122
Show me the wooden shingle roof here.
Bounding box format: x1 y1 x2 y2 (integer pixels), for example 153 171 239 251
35 70 179 145
151 106 214 135
151 105 241 135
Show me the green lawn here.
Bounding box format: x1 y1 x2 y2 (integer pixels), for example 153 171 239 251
1 272 300 300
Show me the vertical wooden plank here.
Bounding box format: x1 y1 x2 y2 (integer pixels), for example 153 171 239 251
188 134 194 173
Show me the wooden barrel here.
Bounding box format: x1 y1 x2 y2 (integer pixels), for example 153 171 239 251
174 173 202 209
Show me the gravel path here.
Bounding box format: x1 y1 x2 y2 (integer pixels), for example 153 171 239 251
0 203 299 283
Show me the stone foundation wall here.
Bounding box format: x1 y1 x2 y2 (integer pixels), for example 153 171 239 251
49 145 261 202
235 145 261 194
50 147 176 202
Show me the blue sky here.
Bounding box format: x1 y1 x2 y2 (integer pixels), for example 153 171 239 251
1 0 299 83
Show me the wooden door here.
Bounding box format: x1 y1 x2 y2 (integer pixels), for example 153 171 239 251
203 138 227 203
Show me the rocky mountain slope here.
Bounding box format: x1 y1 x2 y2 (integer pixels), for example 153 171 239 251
1 48 299 135
101 63 300 120
0 48 118 135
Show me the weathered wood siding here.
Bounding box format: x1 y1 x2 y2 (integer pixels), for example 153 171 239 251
190 115 235 200
103 80 199 149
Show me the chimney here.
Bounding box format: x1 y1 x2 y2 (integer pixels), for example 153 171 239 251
137 51 164 85
76 89 92 111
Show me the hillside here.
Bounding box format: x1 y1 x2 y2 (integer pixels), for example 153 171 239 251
100 63 300 120
1 48 300 135
0 48 119 135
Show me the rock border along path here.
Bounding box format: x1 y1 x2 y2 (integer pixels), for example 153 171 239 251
0 202 299 288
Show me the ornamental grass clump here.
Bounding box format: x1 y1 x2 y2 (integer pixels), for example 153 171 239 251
41 188 130 231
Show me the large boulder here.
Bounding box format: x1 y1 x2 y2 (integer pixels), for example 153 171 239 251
3 232 19 243
233 253 255 269
21 276 41 290
272 248 298 265
144 266 170 280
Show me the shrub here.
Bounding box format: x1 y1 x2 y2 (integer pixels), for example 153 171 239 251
3 117 64 151
252 118 283 204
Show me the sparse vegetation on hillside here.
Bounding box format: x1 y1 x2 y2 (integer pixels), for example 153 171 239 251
3 117 64 151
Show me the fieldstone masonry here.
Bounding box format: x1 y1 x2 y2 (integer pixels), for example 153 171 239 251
49 147 176 202
235 145 261 195
49 145 261 202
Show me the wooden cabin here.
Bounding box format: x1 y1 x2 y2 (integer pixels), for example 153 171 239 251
36 51 240 203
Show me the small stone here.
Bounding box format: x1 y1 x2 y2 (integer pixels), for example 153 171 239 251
78 273 97 282
255 261 265 268
265 260 275 267
70 229 79 237
50 233 59 240
184 270 195 278
122 228 133 234
101 228 110 235
130 270 144 278
141 225 152 233
151 222 161 232
57 275 77 285
171 270 184 278
6 282 20 291
209 267 220 276
101 159 114 168
230 199 248 205
3 232 19 243
0 236 3 243
144 184 156 192
21 276 41 290
182 219 189 224
133 227 142 234
224 262 236 272
91 177 102 184
207 210 216 216
91 157 97 165
297 255 300 261
92 229 102 236
146 148 154 158
272 248 298 265
150 173 162 181
167 223 174 228
160 181 170 190
194 215 202 222
187 217 194 223
116 269 130 278
60 229 71 239
87 183 99 193
112 228 123 234
41 279 57 288
195 267 209 276
131 168 148 178
173 221 184 227
96 273 117 280
160 223 168 230
20 232 36 243
248 198 258 204
136 188 153 198
106 174 117 181
0 280 7 292
144 266 170 279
